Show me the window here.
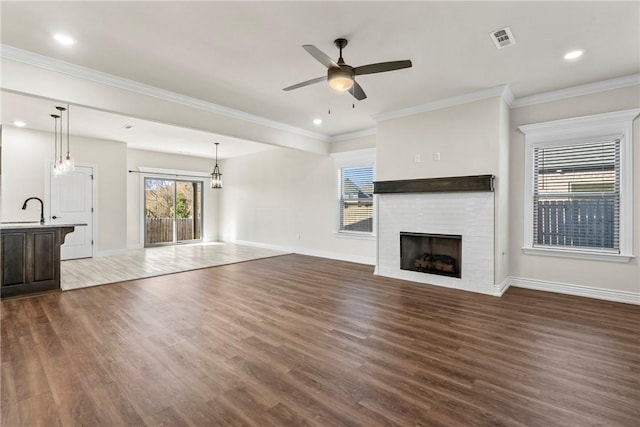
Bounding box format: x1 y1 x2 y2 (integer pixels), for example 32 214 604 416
520 109 638 262
144 178 203 246
533 139 619 250
339 166 374 233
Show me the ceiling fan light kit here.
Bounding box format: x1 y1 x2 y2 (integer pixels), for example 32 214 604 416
328 68 354 92
283 38 412 102
327 38 354 92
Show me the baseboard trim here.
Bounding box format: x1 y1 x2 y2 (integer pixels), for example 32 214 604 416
229 239 376 266
95 248 128 257
507 276 639 305
127 244 143 250
494 277 512 297
219 242 640 304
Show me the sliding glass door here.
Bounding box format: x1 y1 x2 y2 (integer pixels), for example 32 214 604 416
144 178 203 246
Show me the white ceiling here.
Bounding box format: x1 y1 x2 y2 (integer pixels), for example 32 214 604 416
1 90 275 159
1 1 639 157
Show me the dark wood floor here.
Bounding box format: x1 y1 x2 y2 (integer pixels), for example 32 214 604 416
2 254 639 426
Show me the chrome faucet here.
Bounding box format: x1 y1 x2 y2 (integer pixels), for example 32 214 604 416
22 197 45 224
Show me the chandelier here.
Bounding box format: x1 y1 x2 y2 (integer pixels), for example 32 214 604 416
210 142 222 189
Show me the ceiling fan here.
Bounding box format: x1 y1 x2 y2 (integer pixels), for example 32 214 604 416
282 38 412 101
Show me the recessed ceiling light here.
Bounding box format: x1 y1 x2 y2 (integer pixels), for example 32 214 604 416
13 120 26 127
313 118 322 125
564 50 584 60
53 33 76 46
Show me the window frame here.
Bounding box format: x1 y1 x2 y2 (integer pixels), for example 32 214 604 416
143 177 204 247
331 149 376 238
137 166 210 249
519 109 638 263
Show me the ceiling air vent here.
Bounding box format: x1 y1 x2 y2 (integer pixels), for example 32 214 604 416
489 27 515 49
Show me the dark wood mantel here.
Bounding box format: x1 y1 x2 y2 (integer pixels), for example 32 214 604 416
373 174 494 194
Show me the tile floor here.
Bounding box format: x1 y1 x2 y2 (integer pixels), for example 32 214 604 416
61 242 288 290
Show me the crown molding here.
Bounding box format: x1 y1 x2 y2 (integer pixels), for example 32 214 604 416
373 84 513 122
328 127 377 143
518 108 640 140
4 44 637 141
501 85 515 107
511 74 640 108
0 44 328 142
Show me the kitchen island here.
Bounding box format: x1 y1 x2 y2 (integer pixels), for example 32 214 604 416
1 222 86 298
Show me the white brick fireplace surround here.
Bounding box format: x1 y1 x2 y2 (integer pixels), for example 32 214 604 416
376 191 495 295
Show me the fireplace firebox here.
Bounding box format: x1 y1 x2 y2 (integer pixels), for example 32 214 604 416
400 232 462 278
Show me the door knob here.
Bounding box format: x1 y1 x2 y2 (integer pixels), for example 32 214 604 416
52 216 60 219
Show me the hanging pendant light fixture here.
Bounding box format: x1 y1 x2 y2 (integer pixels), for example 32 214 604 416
210 142 222 189
50 113 62 176
55 106 67 173
63 104 74 172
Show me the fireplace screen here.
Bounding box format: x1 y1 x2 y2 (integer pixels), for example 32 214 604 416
400 232 462 278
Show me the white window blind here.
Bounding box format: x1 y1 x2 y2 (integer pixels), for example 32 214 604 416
339 166 373 233
533 139 620 251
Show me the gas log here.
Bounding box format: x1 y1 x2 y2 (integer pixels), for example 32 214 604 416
414 253 456 273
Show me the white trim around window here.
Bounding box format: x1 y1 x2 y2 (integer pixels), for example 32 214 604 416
331 148 376 237
135 166 210 248
519 109 639 262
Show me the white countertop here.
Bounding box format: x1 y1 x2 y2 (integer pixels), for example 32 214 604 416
1 222 87 230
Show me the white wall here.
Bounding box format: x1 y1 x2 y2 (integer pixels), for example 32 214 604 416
126 148 220 248
376 97 502 181
219 147 376 264
4 71 635 302
509 85 640 295
330 134 376 153
1 126 127 254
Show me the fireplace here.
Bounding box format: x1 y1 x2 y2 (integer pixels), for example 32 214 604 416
376 175 495 295
400 232 462 278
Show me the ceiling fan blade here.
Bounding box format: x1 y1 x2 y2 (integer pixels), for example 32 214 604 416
282 76 326 91
303 45 339 69
354 60 412 76
348 81 367 101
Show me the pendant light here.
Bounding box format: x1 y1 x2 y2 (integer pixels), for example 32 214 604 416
50 113 63 176
55 106 67 173
210 142 222 189
63 104 74 172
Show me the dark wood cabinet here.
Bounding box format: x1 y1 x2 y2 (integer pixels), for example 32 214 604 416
1 225 76 298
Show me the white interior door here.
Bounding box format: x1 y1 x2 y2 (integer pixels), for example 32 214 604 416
50 165 94 260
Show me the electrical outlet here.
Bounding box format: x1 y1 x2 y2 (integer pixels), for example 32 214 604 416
433 152 441 161
296 233 301 240
414 154 421 163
